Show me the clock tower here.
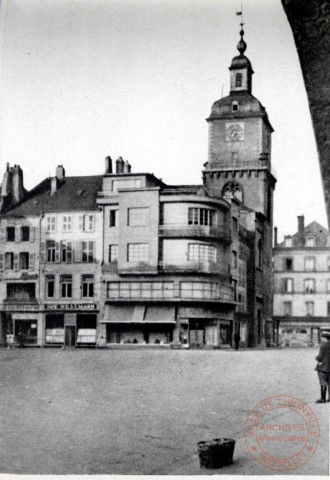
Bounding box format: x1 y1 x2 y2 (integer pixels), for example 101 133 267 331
203 25 276 347
203 26 276 217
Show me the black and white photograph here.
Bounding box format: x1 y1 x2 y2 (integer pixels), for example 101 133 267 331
0 0 329 475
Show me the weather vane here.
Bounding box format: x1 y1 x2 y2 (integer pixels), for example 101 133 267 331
236 3 244 29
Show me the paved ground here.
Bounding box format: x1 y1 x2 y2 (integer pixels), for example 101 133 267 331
0 347 328 475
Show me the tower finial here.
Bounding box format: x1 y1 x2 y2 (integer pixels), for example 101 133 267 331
236 4 246 55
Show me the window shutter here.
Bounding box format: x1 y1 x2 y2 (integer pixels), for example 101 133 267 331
15 226 20 242
67 241 73 263
40 242 46 263
75 241 82 263
90 215 95 232
55 242 60 263
30 227 35 242
0 227 5 242
13 254 19 271
78 215 84 232
0 253 4 271
29 253 35 270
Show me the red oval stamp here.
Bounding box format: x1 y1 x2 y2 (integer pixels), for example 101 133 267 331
244 395 320 472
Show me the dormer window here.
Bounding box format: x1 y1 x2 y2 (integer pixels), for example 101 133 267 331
305 237 315 247
284 238 292 247
235 73 242 87
232 101 239 111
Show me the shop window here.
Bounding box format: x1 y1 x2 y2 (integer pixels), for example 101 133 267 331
127 243 149 262
110 209 119 227
61 241 73 263
62 216 72 232
107 281 173 299
283 278 293 293
188 208 215 226
6 226 15 242
46 241 56 263
305 257 315 271
305 301 314 316
21 226 30 241
285 258 293 271
19 252 29 270
46 275 55 298
188 243 217 263
60 275 72 298
82 275 94 298
46 216 56 232
304 279 315 293
5 252 14 270
7 283 35 301
128 207 149 226
109 244 118 263
283 301 292 316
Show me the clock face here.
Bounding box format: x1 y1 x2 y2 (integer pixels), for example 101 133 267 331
226 122 244 142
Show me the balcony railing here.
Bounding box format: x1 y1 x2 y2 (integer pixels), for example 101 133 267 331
159 260 229 275
159 224 231 241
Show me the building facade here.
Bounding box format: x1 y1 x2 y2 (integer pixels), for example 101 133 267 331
0 30 275 349
273 216 330 347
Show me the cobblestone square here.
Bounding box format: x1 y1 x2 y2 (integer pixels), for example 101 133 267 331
0 347 328 475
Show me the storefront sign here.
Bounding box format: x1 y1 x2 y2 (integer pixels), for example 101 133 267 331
1 304 39 311
45 303 97 311
20 273 39 280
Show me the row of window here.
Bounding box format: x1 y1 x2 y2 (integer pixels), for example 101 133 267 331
109 243 219 263
4 226 33 242
107 281 231 300
46 274 94 299
45 214 95 233
109 207 222 229
282 278 330 293
42 241 95 263
284 237 316 247
282 256 330 272
1 252 35 271
282 300 330 316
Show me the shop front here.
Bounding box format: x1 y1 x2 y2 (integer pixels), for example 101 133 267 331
0 303 42 346
178 306 234 348
102 304 176 346
44 303 98 347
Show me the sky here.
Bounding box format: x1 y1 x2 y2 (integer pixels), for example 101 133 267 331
0 0 327 241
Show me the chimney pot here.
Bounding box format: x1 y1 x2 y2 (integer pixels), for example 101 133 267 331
105 156 113 174
56 165 65 180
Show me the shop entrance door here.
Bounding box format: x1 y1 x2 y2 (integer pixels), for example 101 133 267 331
64 326 76 347
189 321 205 347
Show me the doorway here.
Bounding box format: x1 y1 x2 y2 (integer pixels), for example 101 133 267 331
64 326 76 347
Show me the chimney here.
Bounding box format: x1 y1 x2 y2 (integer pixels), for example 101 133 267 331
51 177 59 196
124 160 131 173
12 165 24 204
297 215 305 246
116 157 125 174
105 156 112 174
274 226 278 247
56 165 65 180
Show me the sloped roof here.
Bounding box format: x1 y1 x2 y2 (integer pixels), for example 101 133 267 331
279 221 328 247
2 175 103 217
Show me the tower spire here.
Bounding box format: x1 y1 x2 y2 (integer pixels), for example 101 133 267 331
236 5 247 56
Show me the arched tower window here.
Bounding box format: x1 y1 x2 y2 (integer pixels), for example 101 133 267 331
235 73 242 87
222 181 243 202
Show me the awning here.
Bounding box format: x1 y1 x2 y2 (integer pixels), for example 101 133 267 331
101 305 135 323
101 305 176 324
144 306 176 324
